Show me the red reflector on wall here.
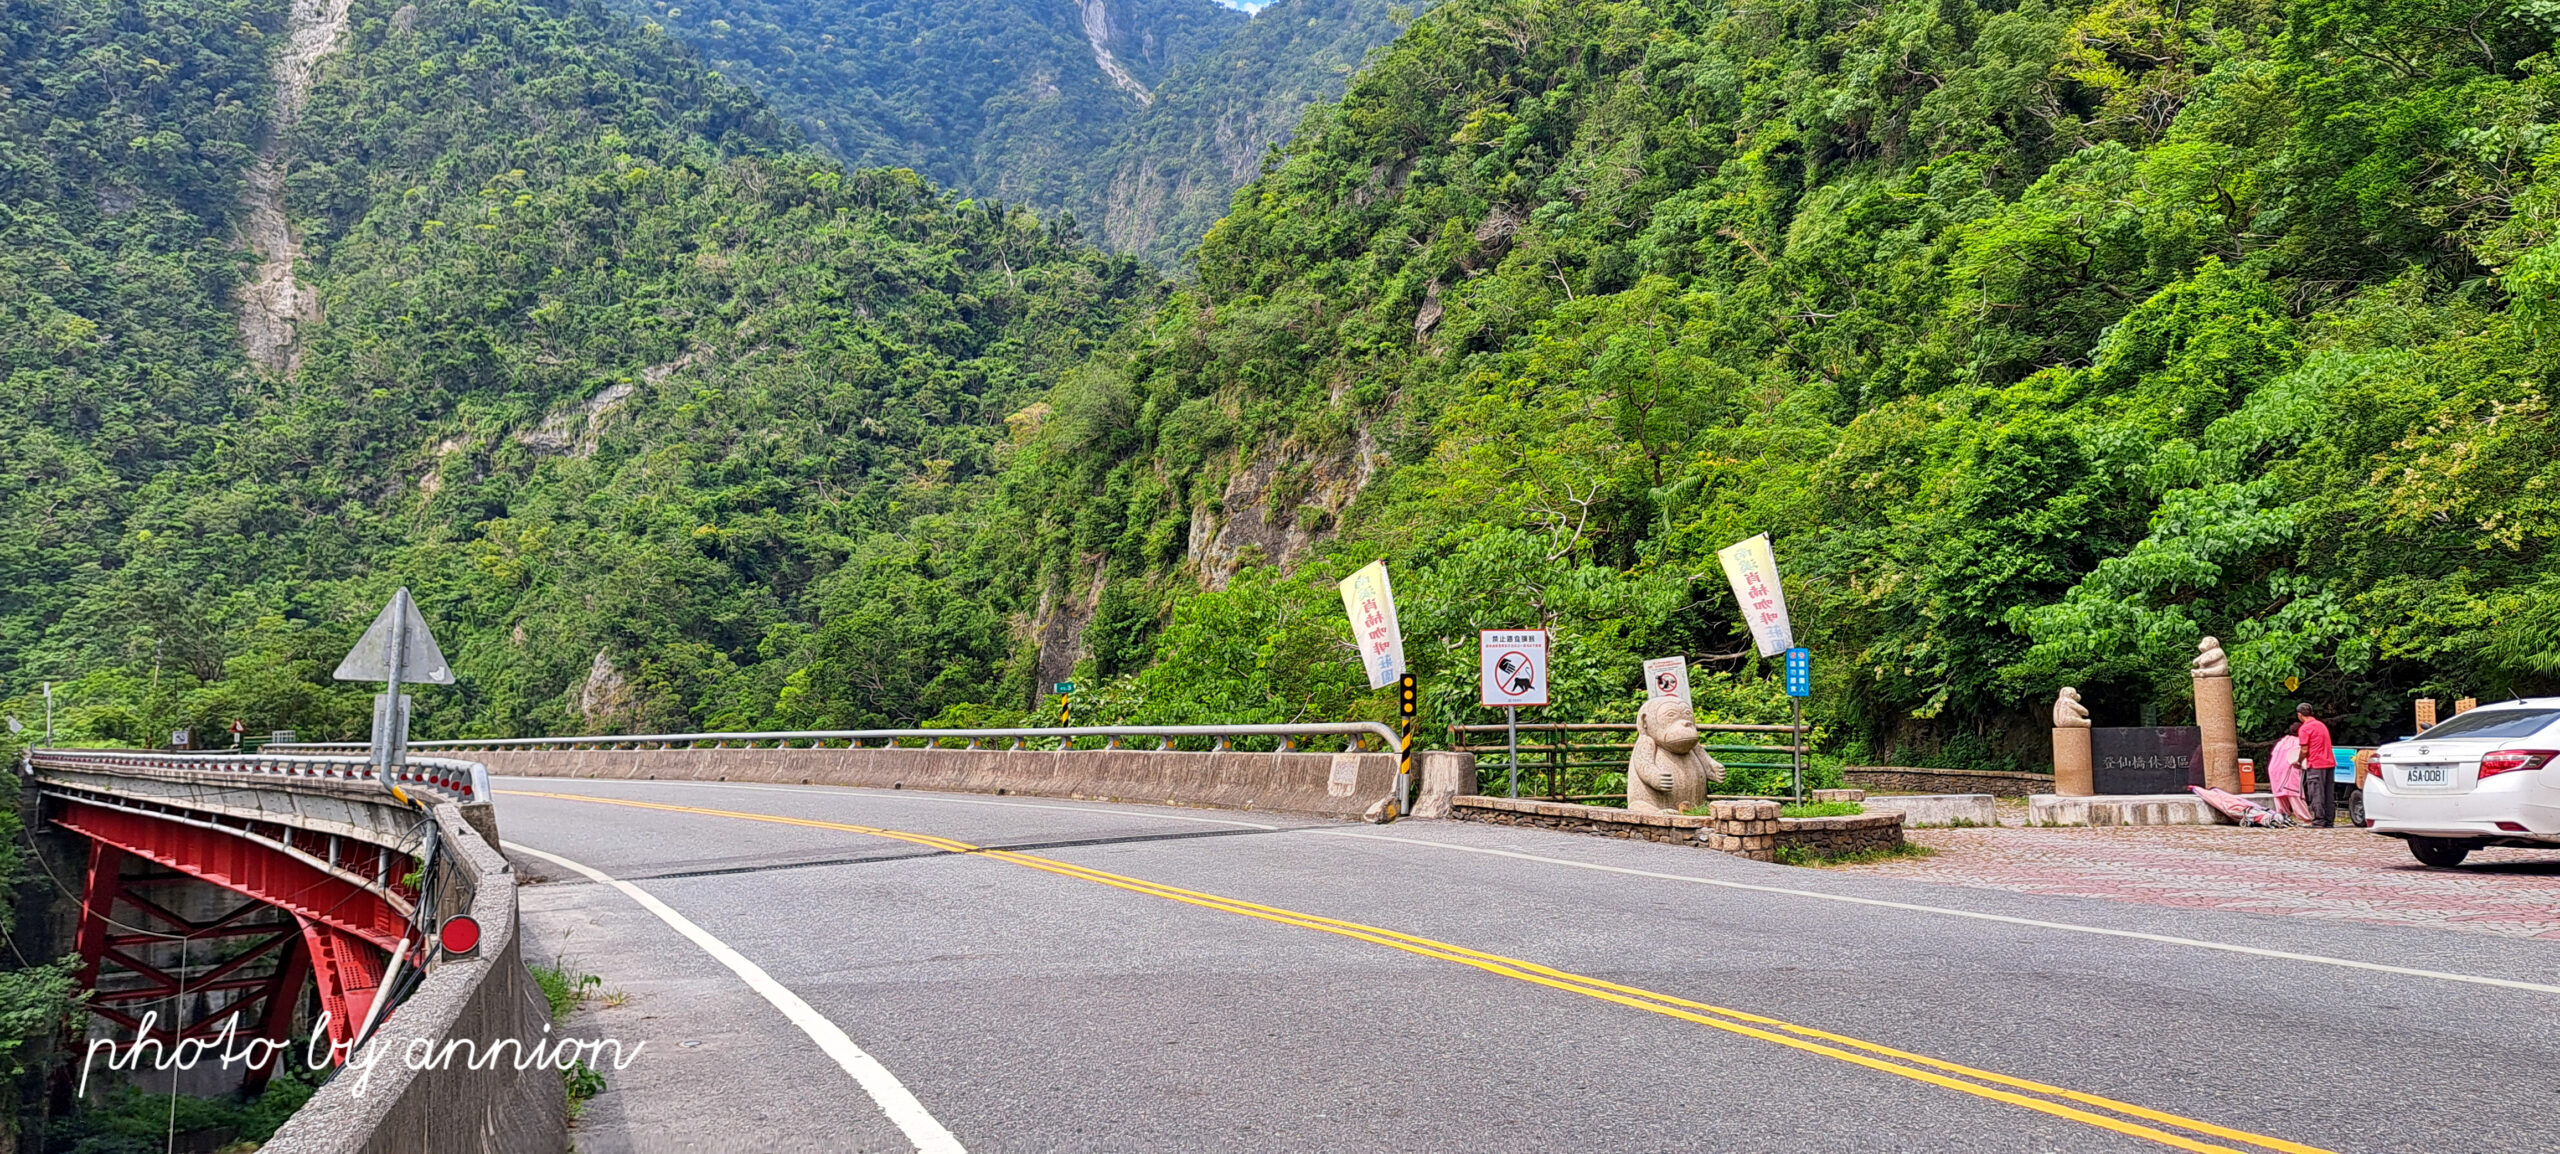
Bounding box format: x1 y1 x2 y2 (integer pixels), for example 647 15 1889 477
439 914 482 955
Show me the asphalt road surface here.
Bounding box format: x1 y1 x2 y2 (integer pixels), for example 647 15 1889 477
494 777 2560 1153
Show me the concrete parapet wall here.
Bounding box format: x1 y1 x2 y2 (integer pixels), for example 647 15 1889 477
1861 793 1999 828
470 745 1414 821
1847 766 2055 798
266 804 565 1154
2027 792 2275 827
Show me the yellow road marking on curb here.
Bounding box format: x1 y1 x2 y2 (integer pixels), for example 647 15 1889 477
503 789 2333 1154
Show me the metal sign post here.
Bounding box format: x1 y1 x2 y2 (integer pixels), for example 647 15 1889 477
1054 682 1075 750
1505 706 1519 799
1783 646 1811 802
334 588 453 805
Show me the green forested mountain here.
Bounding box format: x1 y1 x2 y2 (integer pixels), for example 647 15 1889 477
606 0 1422 265
603 0 1242 211
1099 0 1420 264
2 0 2555 775
1 0 1152 744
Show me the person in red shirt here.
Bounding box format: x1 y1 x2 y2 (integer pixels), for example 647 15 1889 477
2296 703 2336 826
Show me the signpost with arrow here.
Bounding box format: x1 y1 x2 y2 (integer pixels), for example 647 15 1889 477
333 588 453 804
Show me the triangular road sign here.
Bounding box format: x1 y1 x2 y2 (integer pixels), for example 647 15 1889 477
334 588 454 684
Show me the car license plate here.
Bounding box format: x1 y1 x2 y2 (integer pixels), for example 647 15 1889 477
2404 764 2451 786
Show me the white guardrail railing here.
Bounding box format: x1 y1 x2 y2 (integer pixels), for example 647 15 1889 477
274 723 1415 813
24 747 493 805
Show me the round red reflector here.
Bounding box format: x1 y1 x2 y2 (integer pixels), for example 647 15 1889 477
439 915 482 955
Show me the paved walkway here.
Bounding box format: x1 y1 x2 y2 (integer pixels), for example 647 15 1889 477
1837 825 2560 941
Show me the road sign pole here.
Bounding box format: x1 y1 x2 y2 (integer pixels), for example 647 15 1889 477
379 589 410 798
1791 696 1803 803
1505 706 1519 799
1395 673 1417 820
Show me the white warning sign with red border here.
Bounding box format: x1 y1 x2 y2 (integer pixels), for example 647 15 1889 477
1479 630 1549 708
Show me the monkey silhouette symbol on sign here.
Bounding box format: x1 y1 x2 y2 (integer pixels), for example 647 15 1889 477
1479 630 1549 708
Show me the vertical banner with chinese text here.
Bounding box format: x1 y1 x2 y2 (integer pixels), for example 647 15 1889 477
1337 560 1408 689
1716 534 1795 657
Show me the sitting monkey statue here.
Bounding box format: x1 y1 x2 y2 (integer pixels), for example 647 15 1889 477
1627 695 1726 813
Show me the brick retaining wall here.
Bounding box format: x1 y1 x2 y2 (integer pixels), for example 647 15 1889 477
1847 766 2054 798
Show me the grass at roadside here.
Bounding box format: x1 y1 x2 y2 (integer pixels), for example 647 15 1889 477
1778 801 1864 818
1774 841 1935 868
529 957 612 1120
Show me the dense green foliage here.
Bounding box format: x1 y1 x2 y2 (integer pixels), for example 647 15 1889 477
607 0 1423 265
0 0 1152 743
1094 0 1427 264
4 0 2556 776
604 0 1241 207
1003 0 2560 763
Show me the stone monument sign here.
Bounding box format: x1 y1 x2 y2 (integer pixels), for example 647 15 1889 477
2090 726 2204 794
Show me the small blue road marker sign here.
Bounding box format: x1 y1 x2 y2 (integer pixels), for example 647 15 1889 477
1783 647 1811 697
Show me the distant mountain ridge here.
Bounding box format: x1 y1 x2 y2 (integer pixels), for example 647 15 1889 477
606 0 1422 265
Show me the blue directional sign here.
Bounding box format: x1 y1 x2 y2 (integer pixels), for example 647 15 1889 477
1782 647 1811 697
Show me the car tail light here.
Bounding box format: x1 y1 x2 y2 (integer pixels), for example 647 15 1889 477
2477 750 2558 779
2495 821 2529 832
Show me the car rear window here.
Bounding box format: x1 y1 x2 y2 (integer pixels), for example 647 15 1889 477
2416 708 2560 741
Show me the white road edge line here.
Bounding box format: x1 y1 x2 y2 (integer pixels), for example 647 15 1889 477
495 777 1282 830
1312 831 2560 997
502 841 966 1153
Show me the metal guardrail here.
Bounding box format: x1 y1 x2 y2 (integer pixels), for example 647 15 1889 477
274 723 1413 812
1446 722 1808 802
24 747 493 805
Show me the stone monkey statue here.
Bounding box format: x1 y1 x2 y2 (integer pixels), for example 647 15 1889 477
1627 695 1726 814
2053 686 2090 729
2192 636 2230 679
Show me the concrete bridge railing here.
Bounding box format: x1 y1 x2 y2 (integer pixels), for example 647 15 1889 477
24 749 564 1154
281 724 1480 821
264 800 564 1154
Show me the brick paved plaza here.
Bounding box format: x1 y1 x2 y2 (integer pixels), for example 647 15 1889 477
1838 823 2560 941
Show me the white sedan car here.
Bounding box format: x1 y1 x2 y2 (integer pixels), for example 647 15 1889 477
2364 698 2560 867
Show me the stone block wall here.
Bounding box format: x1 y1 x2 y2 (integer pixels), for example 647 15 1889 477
1448 796 1906 862
1847 766 2055 798
1777 812 1905 857
1447 796 1708 844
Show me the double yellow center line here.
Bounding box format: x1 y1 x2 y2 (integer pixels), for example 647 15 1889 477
505 789 2330 1154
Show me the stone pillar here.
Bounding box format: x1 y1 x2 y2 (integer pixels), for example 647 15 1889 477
2192 637 2239 793
2051 686 2093 796
1704 799 1780 861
